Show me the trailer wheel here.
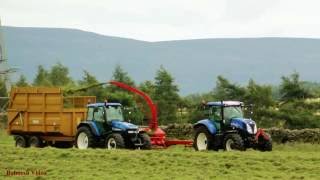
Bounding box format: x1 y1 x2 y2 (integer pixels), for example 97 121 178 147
223 133 245 151
106 133 125 150
15 135 28 148
193 126 213 151
75 126 95 149
139 133 152 150
29 136 43 148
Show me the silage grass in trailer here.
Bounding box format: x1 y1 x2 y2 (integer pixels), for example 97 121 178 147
0 131 320 180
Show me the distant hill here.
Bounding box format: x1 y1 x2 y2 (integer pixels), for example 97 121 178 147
3 26 320 95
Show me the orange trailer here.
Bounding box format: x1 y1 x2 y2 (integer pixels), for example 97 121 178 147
7 87 95 147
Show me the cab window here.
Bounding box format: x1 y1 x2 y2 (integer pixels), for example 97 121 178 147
93 106 105 122
87 107 94 120
106 105 124 122
210 106 222 121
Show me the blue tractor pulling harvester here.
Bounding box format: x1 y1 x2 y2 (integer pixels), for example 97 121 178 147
75 102 151 150
193 101 272 151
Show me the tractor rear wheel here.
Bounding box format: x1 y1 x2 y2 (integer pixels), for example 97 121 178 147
223 133 245 151
15 135 28 148
106 133 125 150
139 133 152 150
75 127 95 149
193 126 213 151
29 136 43 148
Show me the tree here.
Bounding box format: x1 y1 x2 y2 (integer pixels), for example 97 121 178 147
15 75 29 87
107 65 145 124
79 70 98 86
280 72 311 101
183 92 214 123
33 65 51 86
139 80 155 96
49 62 73 87
0 78 7 98
244 79 274 108
0 78 8 126
213 76 246 101
107 64 136 102
0 78 8 110
111 64 135 86
153 66 180 124
78 70 105 101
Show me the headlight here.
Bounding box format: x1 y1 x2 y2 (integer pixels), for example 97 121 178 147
246 123 253 134
127 130 139 134
253 124 257 134
112 127 123 131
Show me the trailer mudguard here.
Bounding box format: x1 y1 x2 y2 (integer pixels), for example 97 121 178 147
194 119 217 135
77 121 100 136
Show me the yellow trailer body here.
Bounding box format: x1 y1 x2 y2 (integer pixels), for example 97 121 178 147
7 87 96 142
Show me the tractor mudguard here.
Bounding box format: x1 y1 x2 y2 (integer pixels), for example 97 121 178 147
194 119 217 135
77 121 100 136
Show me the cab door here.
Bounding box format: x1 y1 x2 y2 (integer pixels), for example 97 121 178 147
209 106 222 132
92 106 107 135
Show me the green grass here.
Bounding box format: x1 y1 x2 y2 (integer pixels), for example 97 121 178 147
0 130 320 180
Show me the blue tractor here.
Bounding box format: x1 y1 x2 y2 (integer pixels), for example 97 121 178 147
193 101 272 151
75 102 151 150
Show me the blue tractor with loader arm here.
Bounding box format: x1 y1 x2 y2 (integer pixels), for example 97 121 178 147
193 101 272 151
75 102 151 150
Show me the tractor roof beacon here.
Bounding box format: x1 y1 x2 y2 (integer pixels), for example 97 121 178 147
193 101 272 151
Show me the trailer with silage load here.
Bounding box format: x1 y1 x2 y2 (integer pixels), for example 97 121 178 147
6 87 151 149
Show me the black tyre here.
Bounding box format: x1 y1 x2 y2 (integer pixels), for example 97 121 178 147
105 133 125 149
139 133 152 150
223 133 245 151
15 135 28 148
193 126 213 151
257 133 273 151
29 136 43 148
75 126 95 149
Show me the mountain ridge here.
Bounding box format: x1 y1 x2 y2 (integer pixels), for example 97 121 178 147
3 26 320 95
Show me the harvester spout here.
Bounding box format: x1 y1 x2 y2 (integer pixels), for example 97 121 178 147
108 81 158 130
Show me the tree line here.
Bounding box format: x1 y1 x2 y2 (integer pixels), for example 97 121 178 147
2 63 320 129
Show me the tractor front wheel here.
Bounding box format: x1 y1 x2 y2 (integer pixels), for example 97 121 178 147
106 133 125 150
223 133 245 151
193 126 212 151
139 133 152 150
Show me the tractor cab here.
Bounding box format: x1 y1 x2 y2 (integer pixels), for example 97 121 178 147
86 102 138 134
205 101 244 132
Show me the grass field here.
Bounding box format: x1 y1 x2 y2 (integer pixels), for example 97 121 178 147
0 130 320 180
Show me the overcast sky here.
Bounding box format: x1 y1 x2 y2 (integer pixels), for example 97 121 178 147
1 0 320 41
